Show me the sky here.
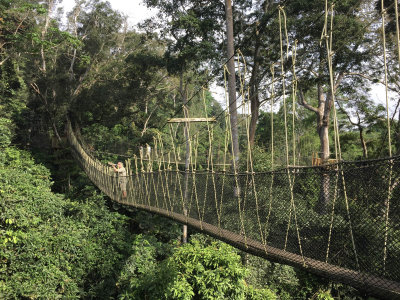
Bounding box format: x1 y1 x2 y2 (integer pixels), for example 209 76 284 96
59 0 158 29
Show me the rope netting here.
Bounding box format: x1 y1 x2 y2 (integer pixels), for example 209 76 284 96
67 120 400 298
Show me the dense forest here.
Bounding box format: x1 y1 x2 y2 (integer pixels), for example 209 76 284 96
1 0 399 299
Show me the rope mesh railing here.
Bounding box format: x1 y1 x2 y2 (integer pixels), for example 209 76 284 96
67 121 400 299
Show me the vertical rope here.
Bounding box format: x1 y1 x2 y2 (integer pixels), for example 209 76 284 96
279 6 305 264
323 2 359 269
381 2 392 156
291 40 298 166
202 88 220 229
140 146 150 207
183 91 193 229
236 52 250 245
191 135 202 228
264 65 276 245
279 6 290 167
224 64 247 245
237 50 267 250
279 7 292 248
168 123 185 214
323 1 338 263
381 0 393 272
215 66 232 231
149 142 160 212
395 0 400 66
153 137 163 209
158 134 173 214
134 154 143 205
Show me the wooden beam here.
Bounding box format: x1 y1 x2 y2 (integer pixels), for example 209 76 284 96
168 117 216 123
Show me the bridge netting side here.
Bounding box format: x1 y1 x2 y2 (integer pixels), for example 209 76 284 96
67 121 400 299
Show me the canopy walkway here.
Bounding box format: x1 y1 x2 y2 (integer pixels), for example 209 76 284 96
60 2 400 298
67 121 400 299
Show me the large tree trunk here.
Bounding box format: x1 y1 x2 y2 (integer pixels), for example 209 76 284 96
299 80 343 214
248 27 262 147
69 3 82 81
318 123 330 214
225 0 240 174
316 85 332 214
319 125 330 161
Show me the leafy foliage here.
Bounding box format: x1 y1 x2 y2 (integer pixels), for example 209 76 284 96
117 234 276 300
0 124 132 298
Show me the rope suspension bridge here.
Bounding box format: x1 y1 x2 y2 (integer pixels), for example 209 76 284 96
67 120 400 299
63 1 400 298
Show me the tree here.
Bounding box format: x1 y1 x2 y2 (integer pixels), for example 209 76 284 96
142 0 224 71
373 0 400 156
279 0 372 212
225 0 240 174
142 0 280 148
0 117 133 299
337 96 386 159
0 1 42 120
285 0 370 161
234 0 282 147
22 0 125 147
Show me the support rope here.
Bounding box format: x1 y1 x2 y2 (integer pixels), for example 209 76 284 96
381 0 393 272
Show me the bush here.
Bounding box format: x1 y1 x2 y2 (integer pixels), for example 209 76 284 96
0 118 13 147
0 143 132 299
117 235 276 299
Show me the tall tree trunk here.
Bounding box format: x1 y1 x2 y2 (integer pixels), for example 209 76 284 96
249 98 260 147
319 124 330 161
318 123 330 214
225 0 240 174
248 31 261 147
359 127 368 159
69 2 82 81
40 0 54 73
317 84 333 214
299 75 343 214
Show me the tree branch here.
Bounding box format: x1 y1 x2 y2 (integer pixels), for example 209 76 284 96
336 100 358 126
0 56 9 66
298 88 318 113
334 72 344 90
141 104 159 137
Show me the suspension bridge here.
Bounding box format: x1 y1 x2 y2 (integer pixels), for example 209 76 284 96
62 1 400 298
67 119 400 299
